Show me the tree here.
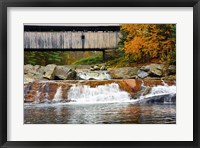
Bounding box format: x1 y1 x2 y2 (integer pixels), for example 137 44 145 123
120 24 176 64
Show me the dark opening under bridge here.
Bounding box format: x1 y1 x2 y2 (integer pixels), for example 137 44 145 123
24 24 121 61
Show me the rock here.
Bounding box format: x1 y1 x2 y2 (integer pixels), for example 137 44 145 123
24 74 35 84
34 72 44 79
142 87 152 96
123 79 142 94
140 64 175 77
100 65 107 70
66 70 77 80
43 64 56 80
167 65 176 75
108 67 139 79
33 65 41 71
24 72 46 84
138 94 176 104
38 66 46 74
140 66 150 72
24 64 44 84
90 64 107 71
24 64 34 74
137 70 149 78
76 76 85 80
132 86 152 100
89 78 96 80
93 65 100 70
55 66 76 80
146 64 164 77
90 68 95 71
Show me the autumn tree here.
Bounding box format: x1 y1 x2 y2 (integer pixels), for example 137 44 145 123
120 24 176 64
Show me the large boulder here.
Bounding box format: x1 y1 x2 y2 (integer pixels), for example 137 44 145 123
24 64 41 74
140 64 164 77
24 72 45 84
24 64 33 74
43 64 56 80
137 70 149 79
38 66 46 74
24 64 44 84
24 74 35 84
108 67 139 79
55 66 77 80
33 65 41 71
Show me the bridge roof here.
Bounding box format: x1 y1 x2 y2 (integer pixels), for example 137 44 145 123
24 23 120 26
24 24 120 32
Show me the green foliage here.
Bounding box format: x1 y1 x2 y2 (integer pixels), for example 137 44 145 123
24 52 62 66
24 52 37 65
118 30 128 49
106 56 130 67
73 56 103 65
24 51 102 65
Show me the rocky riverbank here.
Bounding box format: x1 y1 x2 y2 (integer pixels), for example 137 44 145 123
24 64 176 103
24 64 176 84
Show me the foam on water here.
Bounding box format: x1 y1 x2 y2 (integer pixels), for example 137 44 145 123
77 71 111 80
52 86 63 102
25 81 176 106
34 91 41 103
68 83 131 104
140 83 176 99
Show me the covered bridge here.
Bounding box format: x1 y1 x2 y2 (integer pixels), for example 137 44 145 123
24 24 121 60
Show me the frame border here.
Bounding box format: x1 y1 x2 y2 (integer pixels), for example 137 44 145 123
0 0 199 148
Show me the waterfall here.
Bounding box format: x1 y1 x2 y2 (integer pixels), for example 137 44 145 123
138 83 176 104
141 84 176 98
25 80 176 105
77 71 111 80
34 91 41 103
52 86 63 102
68 83 131 103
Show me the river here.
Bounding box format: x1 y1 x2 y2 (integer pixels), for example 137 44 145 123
24 71 176 124
24 102 176 124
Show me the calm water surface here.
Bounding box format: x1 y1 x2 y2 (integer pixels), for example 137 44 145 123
24 102 176 124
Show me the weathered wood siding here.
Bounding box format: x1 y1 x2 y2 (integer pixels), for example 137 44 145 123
24 31 120 49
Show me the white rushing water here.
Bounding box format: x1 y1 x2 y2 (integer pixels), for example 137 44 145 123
68 83 131 103
140 84 176 99
52 86 63 102
27 81 176 105
34 91 41 103
77 71 111 80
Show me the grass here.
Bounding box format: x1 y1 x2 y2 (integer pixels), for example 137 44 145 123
73 56 103 65
106 57 130 68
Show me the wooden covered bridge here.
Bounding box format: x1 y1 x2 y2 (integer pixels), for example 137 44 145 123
24 24 121 61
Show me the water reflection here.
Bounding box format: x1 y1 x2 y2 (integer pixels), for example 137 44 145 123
24 103 176 124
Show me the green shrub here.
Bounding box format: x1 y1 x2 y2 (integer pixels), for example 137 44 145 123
73 56 103 65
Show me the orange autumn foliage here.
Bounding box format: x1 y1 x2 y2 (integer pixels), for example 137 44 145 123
120 24 176 63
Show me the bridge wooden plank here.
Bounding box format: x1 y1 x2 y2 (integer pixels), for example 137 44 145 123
24 31 120 49
24 48 107 51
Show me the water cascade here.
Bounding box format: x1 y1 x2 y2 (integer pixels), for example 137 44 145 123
138 81 176 104
77 71 111 80
68 83 131 103
34 91 41 103
24 79 176 104
52 86 63 102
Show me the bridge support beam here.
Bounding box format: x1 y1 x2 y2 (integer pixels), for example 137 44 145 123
103 50 105 62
